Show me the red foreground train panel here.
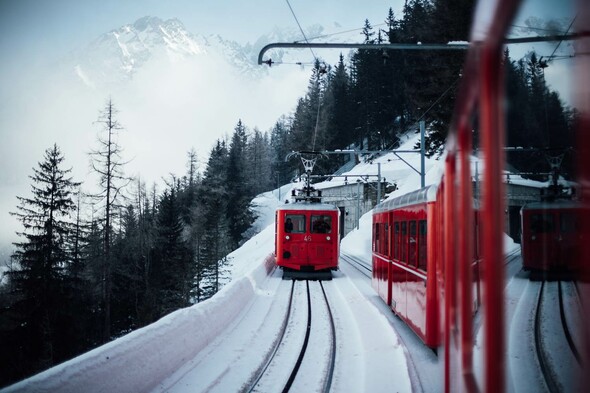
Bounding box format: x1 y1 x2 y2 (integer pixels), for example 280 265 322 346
372 184 481 348
275 202 340 280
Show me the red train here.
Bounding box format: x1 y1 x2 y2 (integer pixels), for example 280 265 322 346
372 184 482 347
275 188 340 280
520 199 580 274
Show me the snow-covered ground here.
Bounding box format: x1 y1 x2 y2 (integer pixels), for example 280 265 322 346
3 132 580 393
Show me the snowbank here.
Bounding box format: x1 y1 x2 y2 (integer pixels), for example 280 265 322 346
4 255 275 393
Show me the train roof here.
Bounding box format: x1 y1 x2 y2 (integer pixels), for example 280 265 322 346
374 184 438 213
521 199 579 211
276 202 339 212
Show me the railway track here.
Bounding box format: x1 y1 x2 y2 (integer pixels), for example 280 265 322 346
340 253 372 279
534 280 582 393
246 279 336 393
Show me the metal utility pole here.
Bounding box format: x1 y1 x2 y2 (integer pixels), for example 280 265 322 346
420 121 426 188
377 162 382 203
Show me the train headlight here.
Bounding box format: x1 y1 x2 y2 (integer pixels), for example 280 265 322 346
285 235 290 240
326 236 331 241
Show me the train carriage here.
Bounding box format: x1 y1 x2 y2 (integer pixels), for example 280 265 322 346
275 202 340 280
372 185 441 347
520 200 580 274
372 184 482 348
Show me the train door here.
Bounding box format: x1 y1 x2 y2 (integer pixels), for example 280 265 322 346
309 212 336 266
393 219 408 318
283 213 308 265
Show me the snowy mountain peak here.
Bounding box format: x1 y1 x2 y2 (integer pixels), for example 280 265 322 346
124 16 205 56
71 16 209 87
68 16 336 89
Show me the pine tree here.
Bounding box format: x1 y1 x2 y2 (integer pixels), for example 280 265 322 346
324 54 355 150
198 140 230 299
151 180 193 315
247 128 273 195
179 149 200 223
5 144 80 381
503 50 576 178
226 120 254 249
350 19 388 150
270 117 295 189
89 98 129 342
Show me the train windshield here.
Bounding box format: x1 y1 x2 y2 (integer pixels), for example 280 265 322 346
560 211 577 233
311 215 332 233
530 213 555 234
285 214 306 233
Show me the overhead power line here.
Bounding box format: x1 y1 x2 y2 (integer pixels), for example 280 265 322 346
285 0 317 62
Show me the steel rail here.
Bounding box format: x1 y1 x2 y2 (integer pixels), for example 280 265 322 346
247 280 296 393
282 280 312 392
534 281 560 393
558 280 581 364
319 281 336 393
340 253 372 278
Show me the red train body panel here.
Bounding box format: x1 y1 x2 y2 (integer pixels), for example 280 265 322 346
372 184 481 348
520 200 580 273
275 203 340 277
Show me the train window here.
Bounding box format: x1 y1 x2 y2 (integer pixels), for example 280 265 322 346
384 223 389 256
374 223 380 252
285 214 306 233
560 212 577 233
409 221 417 266
394 222 400 259
418 220 427 271
530 213 555 233
311 215 332 233
401 222 408 263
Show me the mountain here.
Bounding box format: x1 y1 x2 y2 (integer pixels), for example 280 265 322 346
69 16 351 89
70 16 265 88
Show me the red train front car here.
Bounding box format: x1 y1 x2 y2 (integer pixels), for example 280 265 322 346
275 203 340 280
520 200 580 275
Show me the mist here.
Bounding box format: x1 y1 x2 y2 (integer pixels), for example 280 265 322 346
0 45 311 246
